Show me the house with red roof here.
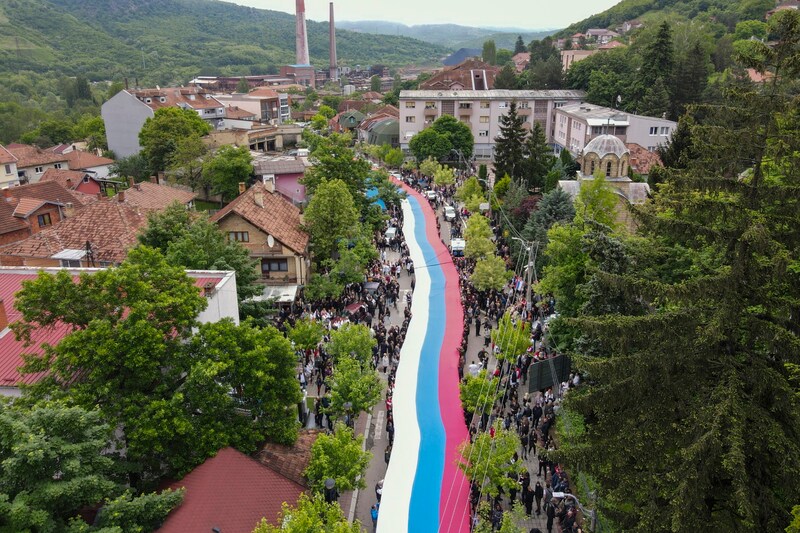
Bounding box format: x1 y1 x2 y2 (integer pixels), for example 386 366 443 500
114 179 196 211
0 267 238 396
210 181 309 290
0 181 89 246
39 168 103 195
62 150 115 180
5 144 70 185
0 145 19 188
157 447 305 533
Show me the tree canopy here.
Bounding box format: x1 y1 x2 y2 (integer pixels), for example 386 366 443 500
138 107 211 173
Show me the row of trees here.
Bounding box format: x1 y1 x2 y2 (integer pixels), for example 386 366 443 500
533 11 800 531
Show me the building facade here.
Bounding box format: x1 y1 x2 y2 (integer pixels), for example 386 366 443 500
399 89 586 159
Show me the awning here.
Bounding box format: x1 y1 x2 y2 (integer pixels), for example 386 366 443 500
345 302 366 314
249 284 298 303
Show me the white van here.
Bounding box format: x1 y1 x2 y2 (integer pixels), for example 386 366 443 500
444 205 456 222
450 238 465 257
384 226 397 244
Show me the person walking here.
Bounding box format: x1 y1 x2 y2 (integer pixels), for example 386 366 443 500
534 481 544 515
370 504 379 533
545 501 555 533
475 315 482 336
522 483 534 516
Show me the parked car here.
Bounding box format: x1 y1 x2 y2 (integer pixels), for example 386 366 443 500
425 190 437 201
444 205 456 222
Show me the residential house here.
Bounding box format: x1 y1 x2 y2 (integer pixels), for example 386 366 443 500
561 49 599 71
157 447 305 533
210 182 309 291
256 429 322 487
0 196 148 268
213 87 291 125
359 115 400 147
512 52 531 73
5 144 70 184
361 91 384 103
224 106 258 121
399 89 586 159
420 59 502 91
62 150 115 180
252 156 310 204
0 146 18 188
39 168 103 195
626 143 663 177
585 29 620 44
767 0 799 18
0 267 239 396
0 181 88 246
102 87 225 158
553 102 676 155
114 179 196 211
333 109 366 132
617 20 644 34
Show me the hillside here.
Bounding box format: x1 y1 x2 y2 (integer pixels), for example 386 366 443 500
0 0 449 84
337 20 553 50
556 0 775 36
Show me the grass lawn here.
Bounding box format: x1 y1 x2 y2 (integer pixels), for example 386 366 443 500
194 199 224 211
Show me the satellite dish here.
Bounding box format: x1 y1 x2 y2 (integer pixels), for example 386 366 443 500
267 234 275 247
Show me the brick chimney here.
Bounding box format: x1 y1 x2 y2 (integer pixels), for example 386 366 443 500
65 177 73 188
238 182 246 195
64 202 75 218
118 190 125 202
0 299 7 331
254 188 264 208
128 177 135 188
149 176 158 183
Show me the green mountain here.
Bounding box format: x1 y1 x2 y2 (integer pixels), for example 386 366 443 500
557 0 775 36
0 0 449 84
337 20 553 51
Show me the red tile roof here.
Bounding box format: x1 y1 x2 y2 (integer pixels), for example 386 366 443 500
627 143 663 175
256 430 321 487
247 87 280 99
225 105 257 119
210 182 308 254
131 87 223 111
158 447 305 533
2 181 85 208
115 182 196 211
0 201 29 235
0 199 147 264
39 168 92 190
0 145 18 165
421 59 501 91
0 182 86 236
6 144 68 168
0 270 224 389
12 197 49 217
62 150 115 170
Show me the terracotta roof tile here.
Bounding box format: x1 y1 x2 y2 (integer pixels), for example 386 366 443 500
62 150 115 170
626 143 663 175
2 181 85 207
115 182 196 211
6 144 68 168
210 182 308 254
225 105 257 119
12 197 49 217
421 59 501 91
0 145 18 165
131 87 223 111
0 200 147 264
247 87 280 99
0 202 28 235
158 447 305 533
39 168 90 190
255 430 321 487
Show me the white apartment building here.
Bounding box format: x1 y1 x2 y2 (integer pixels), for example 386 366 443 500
553 102 676 155
399 90 586 159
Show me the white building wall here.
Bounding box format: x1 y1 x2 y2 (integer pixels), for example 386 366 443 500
190 270 240 326
627 115 675 151
101 90 154 158
85 164 111 180
1 162 19 188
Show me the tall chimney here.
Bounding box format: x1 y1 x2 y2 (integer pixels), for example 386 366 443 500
295 0 310 66
329 2 338 80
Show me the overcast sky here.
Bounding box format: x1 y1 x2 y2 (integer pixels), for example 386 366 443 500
229 0 621 30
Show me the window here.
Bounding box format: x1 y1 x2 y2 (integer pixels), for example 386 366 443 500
518 102 529 109
590 161 596 174
647 146 657 152
460 116 470 123
405 101 416 108
478 130 489 137
83 176 90 183
37 213 52 228
35 166 43 174
458 102 471 109
3 165 10 175
405 116 416 123
54 163 62 169
606 161 612 176
228 231 249 242
660 126 669 135
425 102 436 109
262 259 288 274
521 115 529 122
60 259 81 268
649 126 658 135
480 116 490 123
498 102 508 109
480 101 490 109
554 102 565 108
99 261 112 267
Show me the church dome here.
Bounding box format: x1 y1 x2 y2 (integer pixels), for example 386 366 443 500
584 134 629 159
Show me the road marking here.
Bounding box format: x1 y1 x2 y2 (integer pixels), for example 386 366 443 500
348 411 373 524
374 410 385 441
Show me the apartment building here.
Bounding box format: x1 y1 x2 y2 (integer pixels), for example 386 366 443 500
553 102 676 155
399 89 586 159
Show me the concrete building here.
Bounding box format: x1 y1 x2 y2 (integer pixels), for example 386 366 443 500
0 146 19 188
561 49 598 71
5 144 70 185
213 87 291 125
102 87 225 158
553 102 676 156
399 89 586 159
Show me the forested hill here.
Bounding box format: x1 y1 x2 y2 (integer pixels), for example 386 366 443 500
557 0 775 36
0 0 448 84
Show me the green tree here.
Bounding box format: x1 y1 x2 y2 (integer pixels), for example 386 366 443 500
384 147 404 167
326 357 383 418
639 76 670 118
491 311 532 360
93 490 185 533
639 21 674 101
431 114 474 160
326 323 376 370
482 39 497 65
370 75 381 92
494 65 518 89
410 128 451 163
576 172 618 229
139 106 211 173
514 35 527 54
203 145 253 202
110 153 150 182
318 105 337 120
311 113 329 131
460 369 499 417
493 101 526 183
73 115 108 151
236 76 250 93
734 19 768 41
524 57 564 90
252 493 360 533
419 157 441 178
465 214 495 260
288 318 326 351
457 423 524 498
434 165 456 186
471 255 511 292
521 187 575 250
536 222 588 318
302 134 371 211
304 178 360 264
456 176 484 203
522 121 554 190
496 49 513 66
168 134 209 194
671 42 710 117
305 423 372 493
106 81 125 100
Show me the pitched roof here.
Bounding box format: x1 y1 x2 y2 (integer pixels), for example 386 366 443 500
12 197 51 217
371 104 399 118
247 87 281 99
115 182 196 211
0 199 147 264
210 182 308 254
0 201 29 235
256 429 321 487
0 269 225 389
6 144 68 168
253 158 308 176
421 59 502 91
626 143 663 175
39 168 92 190
62 150 115 170
130 87 223 111
2 181 85 207
225 105 258 119
158 447 305 533
0 145 18 165
361 91 383 100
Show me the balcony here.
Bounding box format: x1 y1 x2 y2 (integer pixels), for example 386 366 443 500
260 272 298 285
457 105 473 114
517 106 532 115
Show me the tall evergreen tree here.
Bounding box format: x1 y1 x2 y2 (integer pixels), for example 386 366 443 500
492 101 526 183
638 76 670 118
514 35 527 55
639 21 674 105
482 40 497 65
494 64 518 90
672 42 710 118
559 10 800 531
522 121 554 190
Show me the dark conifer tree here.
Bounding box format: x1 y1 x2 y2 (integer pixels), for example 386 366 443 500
492 101 527 183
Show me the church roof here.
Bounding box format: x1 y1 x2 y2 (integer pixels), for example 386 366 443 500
584 134 629 159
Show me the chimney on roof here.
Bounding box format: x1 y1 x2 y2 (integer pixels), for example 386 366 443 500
238 182 246 195
65 177 72 188
157 171 164 184
0 299 7 331
128 177 135 188
149 176 157 184
263 176 276 193
2 189 10 199
118 190 125 202
254 188 264 208
64 202 75 218
134 183 142 191
329 2 338 81
203 281 217 296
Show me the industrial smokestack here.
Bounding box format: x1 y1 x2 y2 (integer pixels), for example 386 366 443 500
295 0 310 66
329 2 338 80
